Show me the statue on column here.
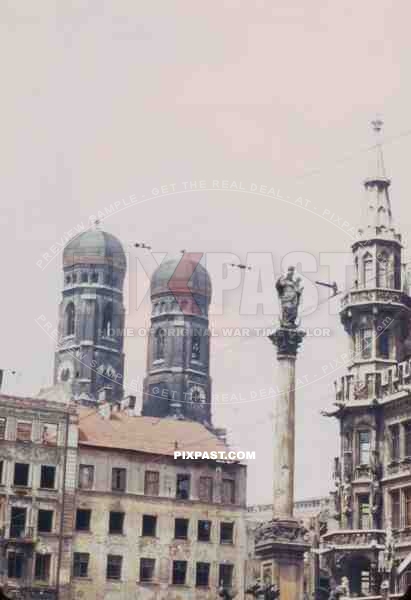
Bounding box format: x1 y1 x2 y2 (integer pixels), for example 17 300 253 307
275 266 303 328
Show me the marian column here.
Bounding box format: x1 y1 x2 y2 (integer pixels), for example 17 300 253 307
253 266 309 600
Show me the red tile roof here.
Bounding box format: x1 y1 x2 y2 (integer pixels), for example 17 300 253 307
78 408 229 457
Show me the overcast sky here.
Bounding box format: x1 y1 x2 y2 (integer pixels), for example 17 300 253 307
1 0 411 504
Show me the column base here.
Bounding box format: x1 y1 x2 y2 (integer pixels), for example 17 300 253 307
254 518 309 600
255 517 310 560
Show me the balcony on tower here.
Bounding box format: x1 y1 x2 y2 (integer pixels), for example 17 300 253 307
335 357 411 404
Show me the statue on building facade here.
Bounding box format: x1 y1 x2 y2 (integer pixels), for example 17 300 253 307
275 266 303 328
341 478 352 515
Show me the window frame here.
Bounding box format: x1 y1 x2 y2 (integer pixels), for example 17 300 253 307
172 560 187 585
73 552 90 579
111 467 127 492
142 514 157 537
220 521 234 545
109 511 125 535
106 554 122 581
140 558 155 583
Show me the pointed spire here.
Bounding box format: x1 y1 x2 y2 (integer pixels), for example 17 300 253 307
371 117 387 179
360 118 394 234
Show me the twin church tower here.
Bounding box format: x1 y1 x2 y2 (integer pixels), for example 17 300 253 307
54 230 212 426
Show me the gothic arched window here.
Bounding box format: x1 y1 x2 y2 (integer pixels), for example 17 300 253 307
191 333 201 361
154 328 165 360
377 252 389 288
64 303 75 336
102 304 113 336
362 253 373 288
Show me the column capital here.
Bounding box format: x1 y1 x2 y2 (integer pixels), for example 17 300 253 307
268 327 305 358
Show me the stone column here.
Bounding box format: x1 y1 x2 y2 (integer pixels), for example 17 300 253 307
270 327 305 518
253 326 308 600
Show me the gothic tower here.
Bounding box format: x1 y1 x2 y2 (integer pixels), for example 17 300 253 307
340 118 409 381
142 253 212 426
322 122 411 597
54 225 127 405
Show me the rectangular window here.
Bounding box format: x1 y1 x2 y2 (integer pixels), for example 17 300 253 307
219 564 234 588
34 553 51 581
38 509 53 533
144 470 160 496
142 515 157 537
140 558 155 583
391 490 400 529
198 476 213 502
76 509 91 532
358 431 371 465
7 552 24 579
0 460 3 484
41 423 58 445
73 553 89 578
176 474 190 500
220 522 234 544
40 466 56 489
406 488 411 528
358 494 371 530
390 425 400 461
10 507 26 538
359 328 372 359
172 560 187 585
378 332 390 359
13 463 29 486
222 478 235 504
78 465 94 490
106 555 122 580
196 562 210 587
109 511 124 535
0 418 6 440
112 468 127 492
174 518 189 540
16 421 32 442
405 423 411 458
198 520 211 542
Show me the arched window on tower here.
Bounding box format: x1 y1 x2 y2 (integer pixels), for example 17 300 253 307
191 333 201 361
377 251 389 288
154 328 165 361
65 303 75 336
362 253 373 288
354 257 359 288
102 304 113 337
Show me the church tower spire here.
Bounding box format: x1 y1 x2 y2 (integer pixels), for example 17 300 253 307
360 118 396 237
142 253 212 426
54 225 126 405
340 120 409 380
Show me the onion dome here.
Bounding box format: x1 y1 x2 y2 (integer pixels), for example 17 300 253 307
151 253 211 299
63 229 126 270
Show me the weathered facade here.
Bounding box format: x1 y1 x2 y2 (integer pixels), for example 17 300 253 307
321 122 411 597
72 406 248 600
0 392 78 600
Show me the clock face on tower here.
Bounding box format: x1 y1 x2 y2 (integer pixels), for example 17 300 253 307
189 384 206 404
